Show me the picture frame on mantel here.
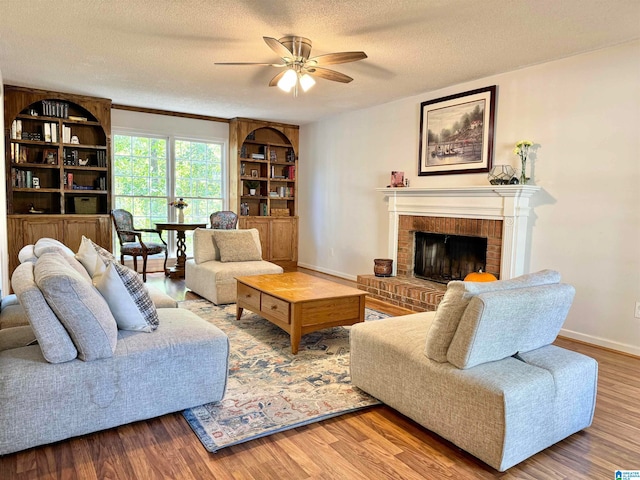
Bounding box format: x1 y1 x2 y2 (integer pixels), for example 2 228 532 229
418 85 496 176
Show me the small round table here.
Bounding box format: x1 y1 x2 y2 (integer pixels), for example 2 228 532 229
155 222 206 278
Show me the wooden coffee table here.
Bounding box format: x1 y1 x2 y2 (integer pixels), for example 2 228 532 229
235 272 367 354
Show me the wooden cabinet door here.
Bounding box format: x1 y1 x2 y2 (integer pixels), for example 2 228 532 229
239 217 271 260
270 217 298 262
63 215 112 252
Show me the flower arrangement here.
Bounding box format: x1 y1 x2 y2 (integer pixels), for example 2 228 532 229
514 140 533 184
169 198 188 209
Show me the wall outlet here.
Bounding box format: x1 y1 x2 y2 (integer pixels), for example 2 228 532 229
635 302 640 319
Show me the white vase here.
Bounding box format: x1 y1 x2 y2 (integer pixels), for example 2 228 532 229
249 189 256 196
178 209 184 223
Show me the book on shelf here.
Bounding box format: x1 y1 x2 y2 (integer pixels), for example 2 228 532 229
251 153 265 160
50 123 58 143
11 120 23 139
44 123 52 142
63 126 72 144
67 115 87 122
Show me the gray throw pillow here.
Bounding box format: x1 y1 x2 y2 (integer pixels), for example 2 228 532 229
10 262 78 363
35 252 118 361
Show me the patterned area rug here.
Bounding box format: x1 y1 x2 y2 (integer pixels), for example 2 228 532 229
179 299 389 452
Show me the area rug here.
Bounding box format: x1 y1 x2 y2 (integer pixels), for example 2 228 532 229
179 299 389 452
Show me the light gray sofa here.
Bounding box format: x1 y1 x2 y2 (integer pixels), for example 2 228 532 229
350 270 598 471
0 240 229 455
186 228 283 305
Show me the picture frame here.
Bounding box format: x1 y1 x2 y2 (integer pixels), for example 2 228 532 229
251 169 259 178
418 85 496 176
42 148 58 165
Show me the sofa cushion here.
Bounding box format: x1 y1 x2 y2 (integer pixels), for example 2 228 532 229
18 244 36 263
424 270 562 362
35 252 118 361
193 227 220 264
33 238 75 258
447 283 575 369
93 262 160 332
0 325 37 351
213 229 262 262
10 262 78 363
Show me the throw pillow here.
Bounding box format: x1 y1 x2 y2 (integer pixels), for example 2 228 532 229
76 235 113 277
35 252 118 361
93 261 160 332
424 269 562 362
10 261 78 363
212 229 262 262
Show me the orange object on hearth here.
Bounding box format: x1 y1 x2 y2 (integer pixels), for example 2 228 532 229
464 270 497 282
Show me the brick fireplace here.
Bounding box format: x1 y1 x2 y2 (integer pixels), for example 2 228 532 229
357 185 540 312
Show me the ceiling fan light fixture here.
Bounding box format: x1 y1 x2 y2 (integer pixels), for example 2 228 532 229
277 69 297 92
299 73 316 92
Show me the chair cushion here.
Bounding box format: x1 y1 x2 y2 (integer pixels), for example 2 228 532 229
121 242 166 256
35 252 118 361
424 270 562 362
93 262 160 332
447 283 576 369
212 229 262 262
193 227 220 263
10 261 78 363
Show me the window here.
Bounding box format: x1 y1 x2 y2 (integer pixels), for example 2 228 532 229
112 133 225 258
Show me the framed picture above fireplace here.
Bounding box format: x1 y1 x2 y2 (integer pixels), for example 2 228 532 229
418 85 496 176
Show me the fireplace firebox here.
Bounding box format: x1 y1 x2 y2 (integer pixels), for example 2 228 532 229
414 232 487 284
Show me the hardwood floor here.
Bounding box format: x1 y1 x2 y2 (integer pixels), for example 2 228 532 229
2 270 638 479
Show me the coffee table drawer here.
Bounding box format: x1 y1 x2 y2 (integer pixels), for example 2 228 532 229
238 283 261 310
261 293 290 324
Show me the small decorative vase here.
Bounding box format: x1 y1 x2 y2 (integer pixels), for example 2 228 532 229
178 209 184 223
520 158 528 185
374 258 393 277
249 188 257 196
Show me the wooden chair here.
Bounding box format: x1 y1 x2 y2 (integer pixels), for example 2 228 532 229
210 211 238 229
111 209 167 282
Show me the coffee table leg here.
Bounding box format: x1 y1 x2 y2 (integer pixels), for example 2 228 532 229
291 304 302 354
236 306 243 320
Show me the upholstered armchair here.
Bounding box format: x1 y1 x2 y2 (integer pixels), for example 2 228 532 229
111 209 167 282
210 211 238 229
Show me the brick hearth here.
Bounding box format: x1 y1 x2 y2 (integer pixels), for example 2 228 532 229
357 274 446 312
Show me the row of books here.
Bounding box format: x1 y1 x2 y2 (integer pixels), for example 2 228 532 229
10 120 66 144
12 169 40 189
10 144 28 163
41 100 69 118
269 165 296 179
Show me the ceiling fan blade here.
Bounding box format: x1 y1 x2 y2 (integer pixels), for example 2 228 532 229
269 71 286 87
307 52 367 66
263 36 294 61
215 62 286 67
307 67 354 83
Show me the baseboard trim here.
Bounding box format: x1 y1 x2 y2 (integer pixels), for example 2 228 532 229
559 328 640 357
296 262 357 282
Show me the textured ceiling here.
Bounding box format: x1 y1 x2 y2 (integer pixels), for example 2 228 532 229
0 0 639 125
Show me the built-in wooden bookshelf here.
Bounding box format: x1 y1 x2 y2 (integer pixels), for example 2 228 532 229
229 118 299 267
4 85 112 276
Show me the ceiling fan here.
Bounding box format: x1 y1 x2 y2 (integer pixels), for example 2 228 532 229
215 36 367 95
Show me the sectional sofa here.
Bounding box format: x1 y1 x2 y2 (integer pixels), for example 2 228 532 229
350 270 598 471
0 238 229 455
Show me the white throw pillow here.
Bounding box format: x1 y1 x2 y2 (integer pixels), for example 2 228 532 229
93 262 159 332
76 235 114 277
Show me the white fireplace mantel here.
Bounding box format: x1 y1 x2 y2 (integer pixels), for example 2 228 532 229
377 185 541 279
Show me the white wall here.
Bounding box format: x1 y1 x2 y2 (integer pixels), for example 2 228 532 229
299 40 640 355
